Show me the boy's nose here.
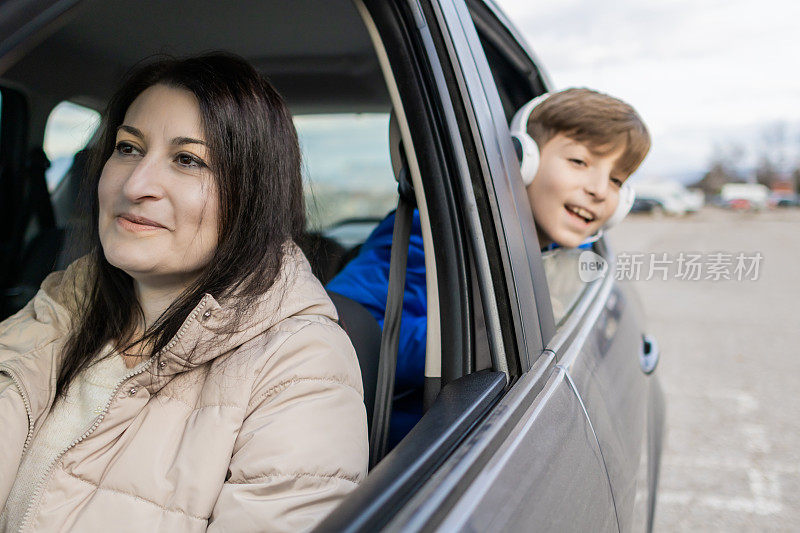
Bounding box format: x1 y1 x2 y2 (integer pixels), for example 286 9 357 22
584 171 610 201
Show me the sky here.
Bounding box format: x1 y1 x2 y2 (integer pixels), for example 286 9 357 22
495 0 800 183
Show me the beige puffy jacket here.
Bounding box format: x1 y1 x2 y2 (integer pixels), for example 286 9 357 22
0 247 368 532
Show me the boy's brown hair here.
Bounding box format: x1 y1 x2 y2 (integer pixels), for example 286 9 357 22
527 88 651 178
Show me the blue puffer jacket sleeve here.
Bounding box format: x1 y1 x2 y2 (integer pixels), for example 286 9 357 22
326 210 427 393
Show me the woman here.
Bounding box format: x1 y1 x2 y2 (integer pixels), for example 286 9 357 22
0 54 367 532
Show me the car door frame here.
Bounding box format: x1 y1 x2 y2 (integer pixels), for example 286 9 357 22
324 0 622 530
452 3 665 529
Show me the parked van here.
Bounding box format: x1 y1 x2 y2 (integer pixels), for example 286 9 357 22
633 180 703 215
721 183 770 210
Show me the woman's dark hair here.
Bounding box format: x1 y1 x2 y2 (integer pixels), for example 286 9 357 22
56 53 305 398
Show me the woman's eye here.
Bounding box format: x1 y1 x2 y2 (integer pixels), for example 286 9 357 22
115 141 140 156
568 158 586 167
175 153 206 169
610 177 623 187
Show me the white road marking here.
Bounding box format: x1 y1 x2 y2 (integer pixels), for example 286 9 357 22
663 456 800 476
656 388 787 517
658 491 782 515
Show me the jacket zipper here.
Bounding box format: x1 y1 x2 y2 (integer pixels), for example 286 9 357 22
0 366 35 455
17 294 209 532
16 357 154 532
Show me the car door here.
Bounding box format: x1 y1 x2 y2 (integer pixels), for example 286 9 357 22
389 0 624 529
547 246 665 532
319 0 619 530
353 0 663 529
454 2 666 531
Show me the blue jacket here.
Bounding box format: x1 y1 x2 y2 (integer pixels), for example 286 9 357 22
327 210 595 393
326 210 427 393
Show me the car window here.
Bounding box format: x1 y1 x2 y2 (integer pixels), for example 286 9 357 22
540 247 591 325
295 113 397 235
42 101 100 192
468 8 589 327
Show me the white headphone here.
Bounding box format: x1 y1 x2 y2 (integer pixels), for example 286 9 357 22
509 93 635 231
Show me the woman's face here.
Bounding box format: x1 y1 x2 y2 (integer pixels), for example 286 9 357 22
98 84 219 289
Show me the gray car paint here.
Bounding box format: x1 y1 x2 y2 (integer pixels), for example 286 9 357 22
435 365 619 532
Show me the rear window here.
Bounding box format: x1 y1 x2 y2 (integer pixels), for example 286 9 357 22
43 101 100 192
295 113 397 231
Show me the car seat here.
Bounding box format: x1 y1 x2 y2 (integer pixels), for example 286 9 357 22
327 291 380 433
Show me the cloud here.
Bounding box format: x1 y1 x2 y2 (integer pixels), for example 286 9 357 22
495 0 800 178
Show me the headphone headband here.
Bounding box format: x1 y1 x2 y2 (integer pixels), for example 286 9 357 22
509 93 550 138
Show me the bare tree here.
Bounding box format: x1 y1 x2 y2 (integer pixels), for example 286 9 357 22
694 142 742 195
756 122 789 187
755 155 779 187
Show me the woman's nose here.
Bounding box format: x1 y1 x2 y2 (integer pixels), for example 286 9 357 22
121 156 164 201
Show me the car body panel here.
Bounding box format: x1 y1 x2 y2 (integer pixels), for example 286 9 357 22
380 352 616 532
432 366 618 532
553 270 662 531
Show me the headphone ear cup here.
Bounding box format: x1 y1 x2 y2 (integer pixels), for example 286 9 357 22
605 184 635 229
513 133 540 186
510 93 549 187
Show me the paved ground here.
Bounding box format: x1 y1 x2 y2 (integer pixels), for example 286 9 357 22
607 207 800 532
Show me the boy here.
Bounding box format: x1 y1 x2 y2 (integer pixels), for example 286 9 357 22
515 88 650 249
513 88 650 321
326 88 651 442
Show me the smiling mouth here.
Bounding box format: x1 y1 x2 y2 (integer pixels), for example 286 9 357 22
565 204 596 224
117 214 166 231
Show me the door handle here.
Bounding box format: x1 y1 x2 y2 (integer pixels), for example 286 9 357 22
640 334 659 374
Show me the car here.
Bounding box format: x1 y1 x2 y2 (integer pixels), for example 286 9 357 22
631 180 703 216
0 1 665 531
769 192 799 208
629 198 664 214
720 183 770 211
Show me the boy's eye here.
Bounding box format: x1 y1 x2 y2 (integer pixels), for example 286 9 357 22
610 177 624 187
175 152 206 169
568 158 587 167
115 141 141 156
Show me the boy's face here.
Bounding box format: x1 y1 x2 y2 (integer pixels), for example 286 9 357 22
526 133 627 248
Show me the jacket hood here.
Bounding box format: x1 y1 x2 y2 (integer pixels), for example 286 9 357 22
0 242 337 377
159 242 339 371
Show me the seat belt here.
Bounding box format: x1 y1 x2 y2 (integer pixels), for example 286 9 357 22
369 163 416 469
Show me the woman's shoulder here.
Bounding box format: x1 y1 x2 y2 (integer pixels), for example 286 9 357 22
255 245 362 394
241 313 363 402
